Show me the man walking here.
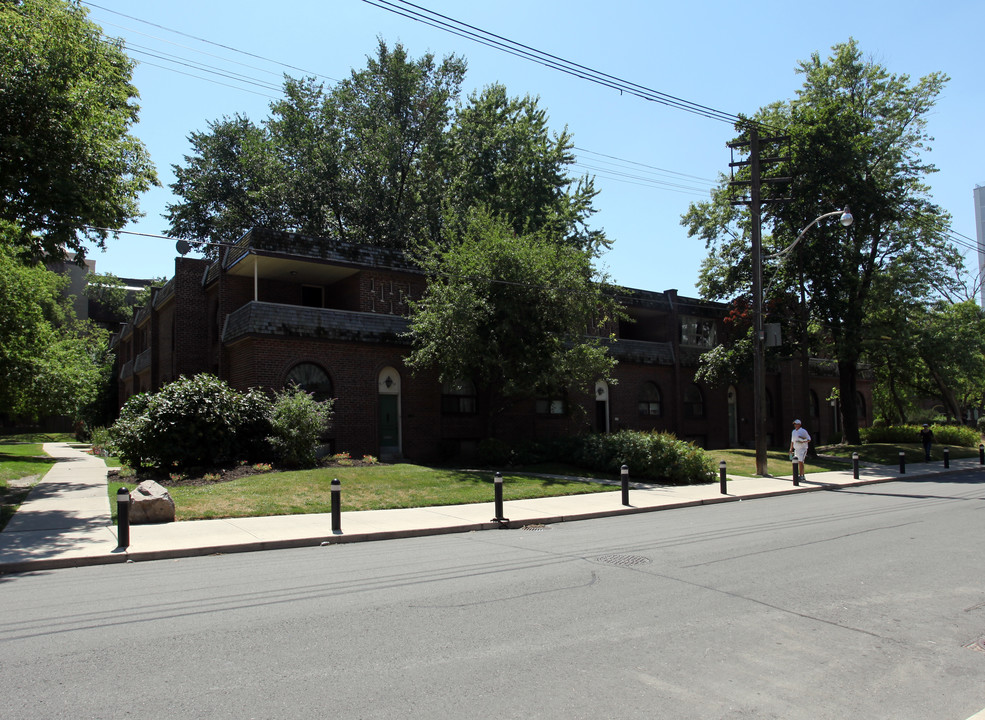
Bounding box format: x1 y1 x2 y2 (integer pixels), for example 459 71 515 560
790 419 811 481
919 423 934 461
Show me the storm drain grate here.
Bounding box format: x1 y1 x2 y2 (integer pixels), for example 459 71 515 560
595 554 651 567
520 524 549 531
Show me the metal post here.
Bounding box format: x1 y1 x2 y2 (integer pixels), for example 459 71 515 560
719 461 727 494
943 448 950 469
792 460 800 486
331 478 341 533
899 451 906 474
979 444 984 465
116 486 130 549
852 452 859 480
492 472 508 525
621 464 630 506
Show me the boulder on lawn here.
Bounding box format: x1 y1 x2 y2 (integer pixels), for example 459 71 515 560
129 480 175 524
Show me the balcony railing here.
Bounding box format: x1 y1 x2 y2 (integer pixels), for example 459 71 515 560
222 301 411 345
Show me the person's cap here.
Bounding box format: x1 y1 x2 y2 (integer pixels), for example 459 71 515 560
793 419 801 425
923 423 929 427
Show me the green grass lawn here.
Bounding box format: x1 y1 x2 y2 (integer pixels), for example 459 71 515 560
104 440 984 522
109 463 616 521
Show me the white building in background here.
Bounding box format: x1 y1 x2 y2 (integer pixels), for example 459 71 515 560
976 185 985 307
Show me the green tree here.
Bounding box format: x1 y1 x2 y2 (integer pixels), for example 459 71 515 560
445 84 607 254
167 41 467 255
683 39 957 444
0 227 110 422
0 0 157 261
167 114 286 253
406 208 620 438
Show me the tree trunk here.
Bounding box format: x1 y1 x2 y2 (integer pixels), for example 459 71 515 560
838 359 861 445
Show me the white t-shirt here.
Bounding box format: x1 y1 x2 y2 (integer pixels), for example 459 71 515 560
791 427 811 446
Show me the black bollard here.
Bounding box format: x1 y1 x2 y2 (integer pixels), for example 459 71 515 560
331 478 341 533
980 444 984 465
943 447 949 469
492 472 509 525
116 486 130 549
621 464 630 506
719 460 727 495
852 452 859 480
899 451 906 474
792 460 800 486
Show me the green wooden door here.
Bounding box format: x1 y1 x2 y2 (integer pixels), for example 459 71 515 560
378 394 399 448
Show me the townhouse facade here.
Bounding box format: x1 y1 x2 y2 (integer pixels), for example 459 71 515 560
112 228 870 462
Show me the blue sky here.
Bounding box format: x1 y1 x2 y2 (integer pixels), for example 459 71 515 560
79 0 985 298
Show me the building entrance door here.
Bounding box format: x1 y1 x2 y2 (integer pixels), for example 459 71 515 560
377 367 401 459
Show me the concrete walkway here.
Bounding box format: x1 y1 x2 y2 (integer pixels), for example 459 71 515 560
1 442 982 574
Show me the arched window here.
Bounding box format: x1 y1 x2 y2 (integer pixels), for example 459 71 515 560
285 363 333 401
809 390 820 419
638 382 662 416
684 384 704 418
441 379 477 414
856 392 866 421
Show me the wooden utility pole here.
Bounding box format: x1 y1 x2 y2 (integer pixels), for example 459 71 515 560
729 125 790 477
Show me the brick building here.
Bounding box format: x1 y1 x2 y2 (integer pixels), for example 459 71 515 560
112 228 870 462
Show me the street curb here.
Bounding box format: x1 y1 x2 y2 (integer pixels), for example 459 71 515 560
0 467 975 574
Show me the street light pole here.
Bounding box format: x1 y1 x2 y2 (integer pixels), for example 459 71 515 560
754 206 853 477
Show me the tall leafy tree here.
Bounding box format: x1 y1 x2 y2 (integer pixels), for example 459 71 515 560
683 39 957 444
168 114 287 250
406 208 620 437
167 41 467 255
0 225 111 422
0 0 157 261
446 84 607 254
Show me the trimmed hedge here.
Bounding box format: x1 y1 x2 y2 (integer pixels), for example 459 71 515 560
571 430 716 485
861 424 981 447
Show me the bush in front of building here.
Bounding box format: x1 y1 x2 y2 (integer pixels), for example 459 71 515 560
110 375 273 470
573 430 716 485
861 424 980 447
267 386 334 468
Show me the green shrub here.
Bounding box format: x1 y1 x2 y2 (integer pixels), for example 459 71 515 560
109 392 152 469
861 424 980 447
266 386 333 468
977 416 985 437
571 430 715 485
89 426 115 457
109 375 273 470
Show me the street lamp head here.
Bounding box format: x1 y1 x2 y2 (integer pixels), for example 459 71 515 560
840 208 853 227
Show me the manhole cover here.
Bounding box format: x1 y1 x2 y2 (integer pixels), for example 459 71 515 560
595 554 651 567
520 524 549 531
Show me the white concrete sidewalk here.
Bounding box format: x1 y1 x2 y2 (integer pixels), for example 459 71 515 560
1 442 981 574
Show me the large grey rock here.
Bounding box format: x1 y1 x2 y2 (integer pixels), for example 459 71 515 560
129 480 175 524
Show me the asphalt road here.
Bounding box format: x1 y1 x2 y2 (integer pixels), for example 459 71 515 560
3 472 984 719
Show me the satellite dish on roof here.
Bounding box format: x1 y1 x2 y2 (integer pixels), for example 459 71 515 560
176 239 191 256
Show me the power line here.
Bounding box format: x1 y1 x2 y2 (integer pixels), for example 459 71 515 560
361 0 746 126
81 2 724 204
81 1 338 82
